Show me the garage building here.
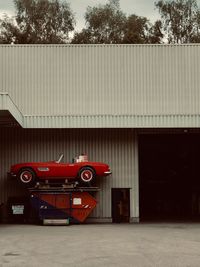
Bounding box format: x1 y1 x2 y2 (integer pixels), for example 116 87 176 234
1 44 200 223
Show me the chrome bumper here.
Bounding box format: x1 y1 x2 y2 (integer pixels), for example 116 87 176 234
7 172 17 179
104 171 112 175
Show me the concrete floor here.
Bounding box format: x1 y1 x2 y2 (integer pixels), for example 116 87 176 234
0 223 200 267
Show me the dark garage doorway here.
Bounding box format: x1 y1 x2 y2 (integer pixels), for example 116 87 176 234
112 188 130 223
139 133 200 221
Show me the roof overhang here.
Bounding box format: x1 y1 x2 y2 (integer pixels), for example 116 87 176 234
1 93 200 128
0 93 23 127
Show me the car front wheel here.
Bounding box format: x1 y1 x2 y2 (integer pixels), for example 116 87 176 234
78 167 95 184
18 168 36 187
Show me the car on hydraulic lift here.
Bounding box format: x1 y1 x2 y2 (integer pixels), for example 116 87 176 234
8 154 112 187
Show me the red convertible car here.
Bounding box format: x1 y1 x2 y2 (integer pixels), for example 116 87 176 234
9 154 111 187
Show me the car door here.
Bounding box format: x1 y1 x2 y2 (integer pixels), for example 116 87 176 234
46 163 79 179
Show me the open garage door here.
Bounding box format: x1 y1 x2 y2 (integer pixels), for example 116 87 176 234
139 133 200 221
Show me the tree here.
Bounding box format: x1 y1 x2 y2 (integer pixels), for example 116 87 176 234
148 20 164 43
72 0 162 44
122 15 163 44
72 0 126 44
0 0 75 44
122 15 150 43
155 0 200 43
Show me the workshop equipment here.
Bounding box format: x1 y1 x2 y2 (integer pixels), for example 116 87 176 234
29 187 98 224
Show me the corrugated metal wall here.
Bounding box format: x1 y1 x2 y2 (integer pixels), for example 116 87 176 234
1 44 200 117
0 128 138 221
23 114 200 128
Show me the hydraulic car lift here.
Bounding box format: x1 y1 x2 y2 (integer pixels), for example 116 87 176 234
28 183 99 225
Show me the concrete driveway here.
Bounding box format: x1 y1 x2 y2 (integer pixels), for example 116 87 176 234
0 223 200 267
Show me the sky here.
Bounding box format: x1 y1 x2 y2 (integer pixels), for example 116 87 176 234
0 0 160 31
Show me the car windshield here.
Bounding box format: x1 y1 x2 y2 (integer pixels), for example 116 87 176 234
56 154 64 163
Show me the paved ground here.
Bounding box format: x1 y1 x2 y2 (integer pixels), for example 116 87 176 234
0 223 200 267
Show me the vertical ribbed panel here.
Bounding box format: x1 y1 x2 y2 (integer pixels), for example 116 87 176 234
0 128 138 219
0 44 200 116
0 93 7 109
23 114 200 128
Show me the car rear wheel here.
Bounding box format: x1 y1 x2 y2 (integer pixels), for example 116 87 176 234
18 168 36 187
78 167 95 185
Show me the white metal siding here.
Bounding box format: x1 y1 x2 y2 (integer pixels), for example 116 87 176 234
0 128 138 220
23 114 200 128
0 44 200 118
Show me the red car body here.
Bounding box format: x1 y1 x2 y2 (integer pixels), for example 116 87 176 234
10 161 111 179
9 154 111 186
